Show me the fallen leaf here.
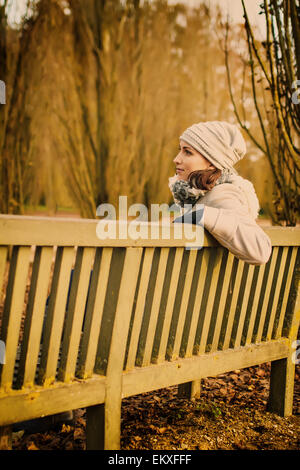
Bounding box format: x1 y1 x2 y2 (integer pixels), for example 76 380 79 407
27 441 39 450
74 427 84 440
61 424 72 433
158 427 167 434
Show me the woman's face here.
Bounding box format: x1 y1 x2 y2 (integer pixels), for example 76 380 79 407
173 139 215 181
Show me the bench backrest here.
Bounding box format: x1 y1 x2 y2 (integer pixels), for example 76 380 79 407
0 215 299 397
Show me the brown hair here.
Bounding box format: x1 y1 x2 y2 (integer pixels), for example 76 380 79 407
188 168 222 191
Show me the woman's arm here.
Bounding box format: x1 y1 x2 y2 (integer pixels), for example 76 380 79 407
201 184 272 265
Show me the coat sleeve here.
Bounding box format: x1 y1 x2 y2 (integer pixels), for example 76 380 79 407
202 185 272 265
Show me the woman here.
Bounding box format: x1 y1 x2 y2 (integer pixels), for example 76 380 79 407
168 121 272 265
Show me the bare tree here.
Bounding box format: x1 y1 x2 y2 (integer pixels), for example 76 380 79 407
225 0 300 226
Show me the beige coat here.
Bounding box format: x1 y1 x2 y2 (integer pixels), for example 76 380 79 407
197 183 272 265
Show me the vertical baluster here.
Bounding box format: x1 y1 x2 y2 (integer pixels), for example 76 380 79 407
38 246 74 385
234 264 255 347
77 248 113 379
58 247 95 383
245 263 267 345
274 247 298 339
222 258 244 350
126 248 154 370
0 246 31 390
185 249 211 357
171 250 198 361
16 246 53 388
142 248 169 367
265 247 289 341
197 247 224 355
210 252 235 352
256 247 279 343
156 248 184 363
0 247 7 303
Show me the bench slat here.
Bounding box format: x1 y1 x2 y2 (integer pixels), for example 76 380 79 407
156 248 184 363
126 248 155 370
170 250 198 361
0 247 7 303
77 247 113 379
256 247 279 343
274 246 298 339
16 246 53 388
234 264 255 347
0 246 31 390
222 258 245 350
37 246 75 385
245 263 267 344
210 252 235 352
197 247 224 355
58 247 95 382
185 249 210 357
142 248 169 366
265 247 289 341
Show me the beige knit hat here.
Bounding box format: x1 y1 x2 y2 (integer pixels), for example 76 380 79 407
180 121 247 170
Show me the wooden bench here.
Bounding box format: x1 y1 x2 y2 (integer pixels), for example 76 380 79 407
0 215 299 450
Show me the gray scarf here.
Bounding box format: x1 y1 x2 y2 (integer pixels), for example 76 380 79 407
169 168 237 208
168 168 260 219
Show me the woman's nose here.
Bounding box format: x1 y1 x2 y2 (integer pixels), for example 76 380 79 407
173 152 182 164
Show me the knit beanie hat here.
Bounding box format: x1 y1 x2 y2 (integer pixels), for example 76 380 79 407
180 121 247 170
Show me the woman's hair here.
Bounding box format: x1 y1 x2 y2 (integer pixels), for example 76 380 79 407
188 168 222 191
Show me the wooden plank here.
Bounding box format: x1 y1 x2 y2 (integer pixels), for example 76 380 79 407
222 259 245 350
122 339 290 399
0 215 219 248
142 248 169 366
104 247 142 450
16 246 53 388
156 248 184 363
58 247 95 383
0 375 106 426
265 247 289 341
0 246 7 300
0 246 31 391
185 249 211 357
38 247 74 385
197 247 223 355
171 250 198 361
256 247 279 343
210 252 235 352
234 264 255 347
1 214 298 247
274 247 298 339
77 248 113 379
245 263 267 345
126 248 155 370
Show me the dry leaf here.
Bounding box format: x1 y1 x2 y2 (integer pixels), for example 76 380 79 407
158 427 167 434
74 428 84 440
61 424 72 433
27 441 39 450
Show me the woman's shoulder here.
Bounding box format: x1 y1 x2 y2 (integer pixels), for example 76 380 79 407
202 182 247 203
199 183 250 215
200 179 260 219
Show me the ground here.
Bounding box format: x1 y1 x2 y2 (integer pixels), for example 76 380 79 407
12 362 300 451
